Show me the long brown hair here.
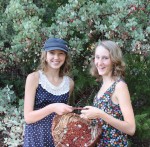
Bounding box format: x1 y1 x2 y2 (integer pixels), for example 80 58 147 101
37 51 71 77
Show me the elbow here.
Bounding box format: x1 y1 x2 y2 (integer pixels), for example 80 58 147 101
128 130 135 136
24 118 32 124
130 128 136 136
127 125 136 136
24 116 34 124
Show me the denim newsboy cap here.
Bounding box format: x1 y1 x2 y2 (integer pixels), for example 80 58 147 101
43 38 69 53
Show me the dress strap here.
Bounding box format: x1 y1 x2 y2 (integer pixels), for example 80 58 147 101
108 78 123 95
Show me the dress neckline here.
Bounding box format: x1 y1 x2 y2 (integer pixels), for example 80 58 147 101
97 78 121 99
97 81 116 99
39 70 65 89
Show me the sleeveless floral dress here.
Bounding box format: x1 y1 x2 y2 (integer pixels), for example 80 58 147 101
93 79 128 147
23 70 70 147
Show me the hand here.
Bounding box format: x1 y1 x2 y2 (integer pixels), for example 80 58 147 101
80 106 102 119
52 103 73 115
80 114 90 121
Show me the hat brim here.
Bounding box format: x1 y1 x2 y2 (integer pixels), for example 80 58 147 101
44 47 68 53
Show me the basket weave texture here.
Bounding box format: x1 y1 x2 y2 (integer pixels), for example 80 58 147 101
52 113 102 147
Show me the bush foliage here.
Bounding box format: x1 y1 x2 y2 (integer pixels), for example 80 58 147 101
0 0 150 146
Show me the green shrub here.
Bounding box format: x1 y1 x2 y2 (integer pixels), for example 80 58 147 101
0 0 150 145
0 85 24 146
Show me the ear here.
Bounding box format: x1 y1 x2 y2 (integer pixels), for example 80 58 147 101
93 58 95 63
45 57 48 62
45 52 48 61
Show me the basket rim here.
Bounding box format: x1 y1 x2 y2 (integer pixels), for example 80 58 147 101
52 113 102 147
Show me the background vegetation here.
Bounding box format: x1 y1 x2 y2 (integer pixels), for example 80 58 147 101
0 0 150 146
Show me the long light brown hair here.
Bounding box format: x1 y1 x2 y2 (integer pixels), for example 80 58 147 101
90 40 125 81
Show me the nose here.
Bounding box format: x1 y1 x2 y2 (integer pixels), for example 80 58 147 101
96 58 103 66
54 54 59 59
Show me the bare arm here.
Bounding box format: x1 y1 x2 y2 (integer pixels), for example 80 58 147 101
24 72 73 124
110 81 136 135
81 81 136 136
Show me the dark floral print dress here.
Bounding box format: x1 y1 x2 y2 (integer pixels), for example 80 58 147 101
93 79 128 147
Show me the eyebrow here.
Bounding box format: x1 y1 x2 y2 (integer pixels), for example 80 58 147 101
95 54 109 57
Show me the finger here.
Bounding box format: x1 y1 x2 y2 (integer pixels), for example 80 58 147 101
81 110 86 114
84 106 92 109
80 114 89 120
66 107 73 112
80 114 84 118
81 108 89 114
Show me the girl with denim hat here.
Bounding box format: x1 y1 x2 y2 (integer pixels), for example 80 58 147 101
23 38 74 147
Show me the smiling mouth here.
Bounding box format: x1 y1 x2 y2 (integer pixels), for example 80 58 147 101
98 67 105 70
53 62 59 63
52 60 60 64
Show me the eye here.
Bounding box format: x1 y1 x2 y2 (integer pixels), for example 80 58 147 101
48 51 55 54
102 56 109 60
95 55 100 59
59 52 65 55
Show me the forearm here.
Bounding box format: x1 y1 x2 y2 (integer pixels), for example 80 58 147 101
99 111 135 136
24 104 54 124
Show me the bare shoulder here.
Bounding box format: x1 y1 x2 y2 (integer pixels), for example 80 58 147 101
68 77 74 89
67 77 74 94
115 80 130 102
69 77 74 85
115 80 128 91
26 71 39 87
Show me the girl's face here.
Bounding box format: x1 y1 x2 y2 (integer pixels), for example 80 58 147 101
94 46 113 77
46 50 66 69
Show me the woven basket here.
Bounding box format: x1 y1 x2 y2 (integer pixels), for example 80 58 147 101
52 113 102 147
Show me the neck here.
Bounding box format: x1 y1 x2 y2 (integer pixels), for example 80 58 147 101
44 67 60 78
44 68 63 86
102 76 115 85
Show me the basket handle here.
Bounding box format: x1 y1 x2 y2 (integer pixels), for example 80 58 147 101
72 107 88 114
72 107 88 110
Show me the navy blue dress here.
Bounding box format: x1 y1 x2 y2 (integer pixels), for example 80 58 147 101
23 70 70 147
